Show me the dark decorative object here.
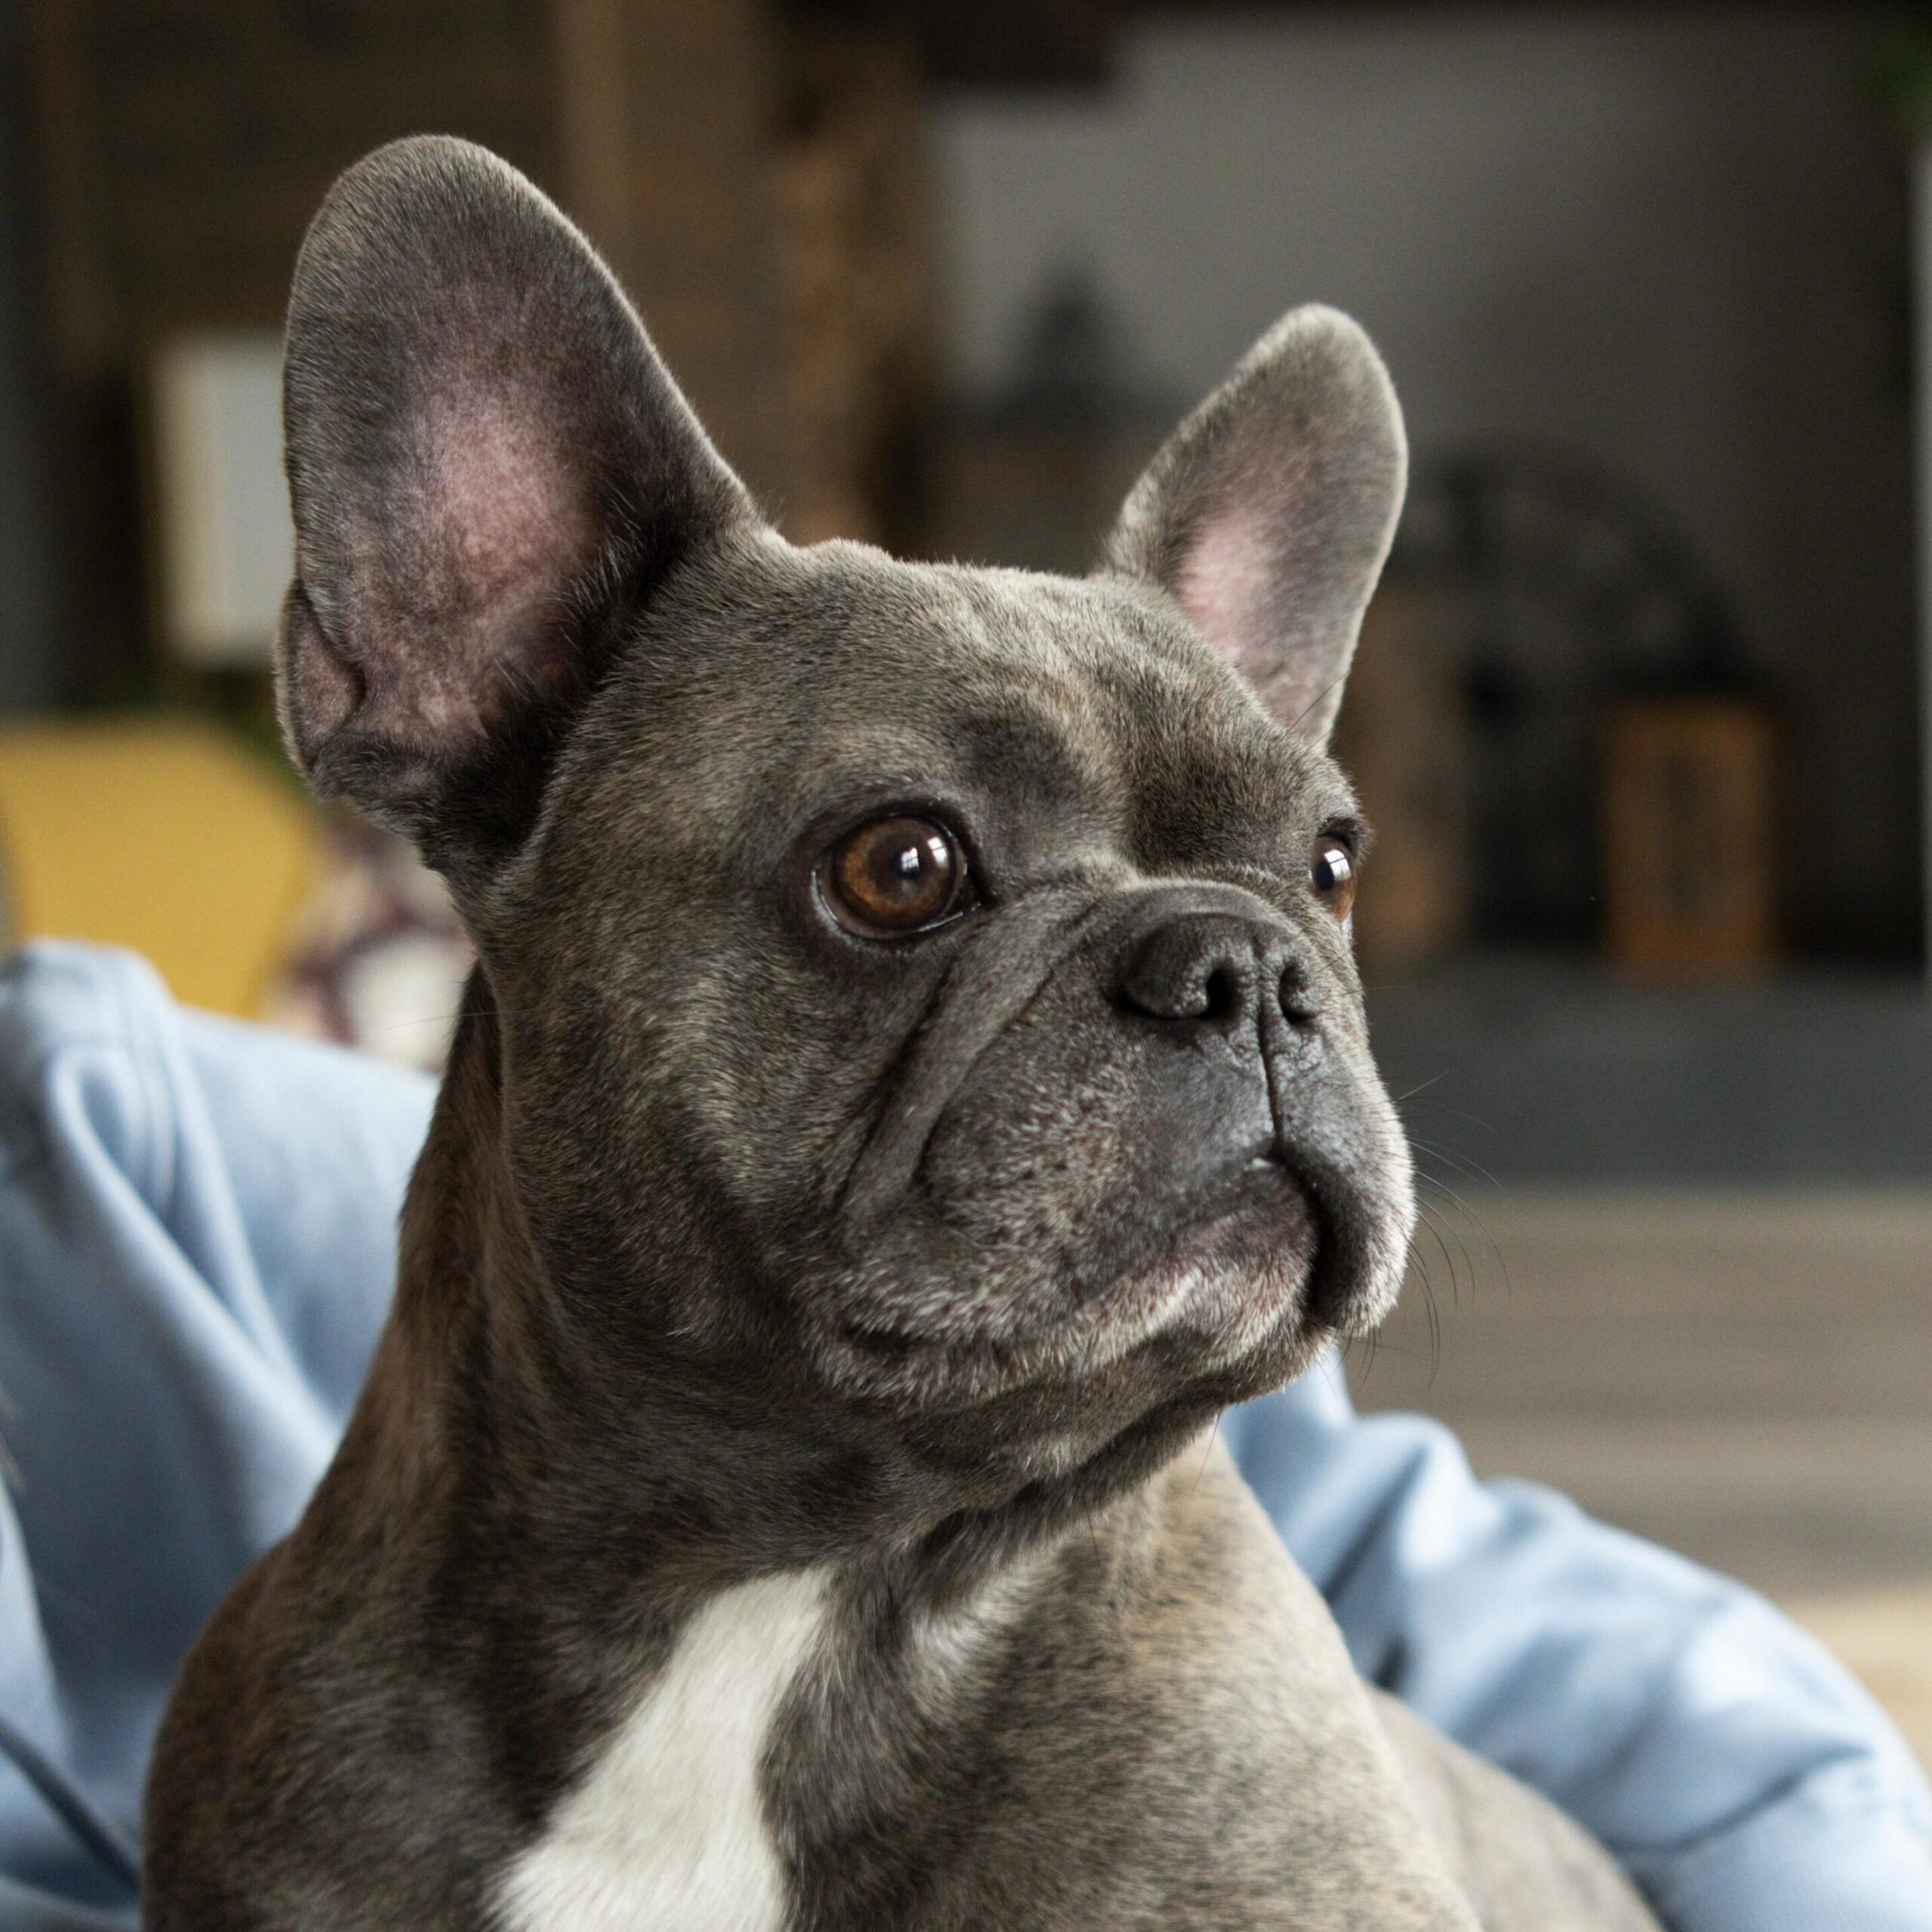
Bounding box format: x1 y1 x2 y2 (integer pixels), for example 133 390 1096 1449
1388 447 1770 963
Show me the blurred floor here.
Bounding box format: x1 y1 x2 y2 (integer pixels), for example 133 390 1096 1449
1349 1188 1932 1764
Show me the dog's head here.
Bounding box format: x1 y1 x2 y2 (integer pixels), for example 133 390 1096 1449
280 137 1414 1504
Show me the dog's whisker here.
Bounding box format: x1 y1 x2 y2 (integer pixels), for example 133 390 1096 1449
1405 1136 1502 1196
1401 1234 1446 1388
1413 1204 1463 1326
1414 1178 1512 1306
1394 1068 1451 1106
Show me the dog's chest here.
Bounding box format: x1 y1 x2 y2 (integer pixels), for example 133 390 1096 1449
495 1572 829 1932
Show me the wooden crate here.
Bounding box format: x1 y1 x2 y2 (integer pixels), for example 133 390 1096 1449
1602 694 1780 980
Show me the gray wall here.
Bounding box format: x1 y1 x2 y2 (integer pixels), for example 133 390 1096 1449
931 6 1919 958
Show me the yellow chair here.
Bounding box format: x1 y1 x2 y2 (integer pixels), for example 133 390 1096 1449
0 718 321 1018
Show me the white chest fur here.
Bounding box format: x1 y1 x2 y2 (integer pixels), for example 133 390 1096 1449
496 1571 831 1932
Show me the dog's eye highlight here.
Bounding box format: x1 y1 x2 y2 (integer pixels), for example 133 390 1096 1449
823 816 971 937
1309 836 1357 919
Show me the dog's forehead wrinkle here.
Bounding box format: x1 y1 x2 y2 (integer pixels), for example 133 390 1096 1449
594 541 1320 887
615 558 1155 852
844 565 1290 853
1124 714 1332 877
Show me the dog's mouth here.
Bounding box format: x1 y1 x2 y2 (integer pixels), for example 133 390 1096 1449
816 1155 1345 1408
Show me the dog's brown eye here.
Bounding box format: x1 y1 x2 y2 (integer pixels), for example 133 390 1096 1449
824 816 970 937
1310 837 1357 918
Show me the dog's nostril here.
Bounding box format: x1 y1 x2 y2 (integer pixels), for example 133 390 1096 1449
1277 961 1318 1025
1200 964 1241 1023
1115 912 1276 1029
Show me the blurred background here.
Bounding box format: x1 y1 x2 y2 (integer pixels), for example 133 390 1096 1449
0 0 1923 1756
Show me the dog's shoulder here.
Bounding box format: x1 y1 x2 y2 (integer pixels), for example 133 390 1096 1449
888 1437 1482 1930
1372 1691 1663 1932
1137 1442 1660 1932
143 1515 508 1932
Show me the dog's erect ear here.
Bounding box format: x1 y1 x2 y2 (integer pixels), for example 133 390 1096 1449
1104 306 1404 750
278 135 757 870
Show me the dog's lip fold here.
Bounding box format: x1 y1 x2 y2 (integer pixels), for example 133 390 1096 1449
823 1155 1340 1403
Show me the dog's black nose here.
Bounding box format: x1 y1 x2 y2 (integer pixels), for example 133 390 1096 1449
1115 911 1315 1033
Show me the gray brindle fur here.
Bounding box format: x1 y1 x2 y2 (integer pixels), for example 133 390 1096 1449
143 137 1660 1931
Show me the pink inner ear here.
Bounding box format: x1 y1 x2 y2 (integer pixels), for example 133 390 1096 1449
433 390 586 614
383 389 595 746
1175 505 1297 706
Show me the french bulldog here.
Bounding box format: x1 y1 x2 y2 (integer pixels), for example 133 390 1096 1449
143 136 1660 1932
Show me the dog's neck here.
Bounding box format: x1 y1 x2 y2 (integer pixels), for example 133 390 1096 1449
343 997 851 1588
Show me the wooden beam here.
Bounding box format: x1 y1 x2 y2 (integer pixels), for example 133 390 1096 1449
552 0 786 499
